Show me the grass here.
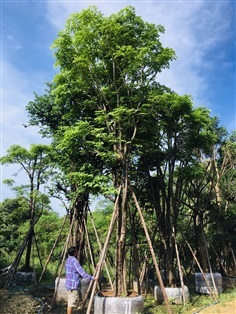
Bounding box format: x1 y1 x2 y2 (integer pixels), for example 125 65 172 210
142 287 236 314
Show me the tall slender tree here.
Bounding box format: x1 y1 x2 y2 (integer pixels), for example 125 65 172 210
1 144 53 270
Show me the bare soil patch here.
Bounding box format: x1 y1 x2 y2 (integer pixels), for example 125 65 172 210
0 288 41 314
196 299 236 314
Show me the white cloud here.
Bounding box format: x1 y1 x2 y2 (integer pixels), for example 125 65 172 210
6 34 23 50
1 60 50 153
45 1 133 29
0 62 57 210
44 0 233 107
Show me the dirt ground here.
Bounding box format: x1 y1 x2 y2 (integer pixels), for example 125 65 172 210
0 287 235 314
194 299 236 314
0 287 91 314
0 288 42 314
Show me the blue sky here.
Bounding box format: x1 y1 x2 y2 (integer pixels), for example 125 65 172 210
1 0 235 215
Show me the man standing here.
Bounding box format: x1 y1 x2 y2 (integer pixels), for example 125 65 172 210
65 246 97 314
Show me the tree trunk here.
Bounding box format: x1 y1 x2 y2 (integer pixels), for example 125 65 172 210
25 229 33 270
25 189 35 270
194 213 208 272
130 210 141 292
115 154 129 296
115 193 128 295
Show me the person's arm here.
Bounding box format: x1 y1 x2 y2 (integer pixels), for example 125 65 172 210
73 260 94 280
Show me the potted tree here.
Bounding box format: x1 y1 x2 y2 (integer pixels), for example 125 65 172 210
27 5 176 314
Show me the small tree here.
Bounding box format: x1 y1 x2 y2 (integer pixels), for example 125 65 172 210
1 144 53 270
0 197 29 267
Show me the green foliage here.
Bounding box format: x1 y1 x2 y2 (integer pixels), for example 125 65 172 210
0 198 67 273
0 144 57 270
143 289 236 314
86 200 116 271
0 198 29 266
34 210 68 263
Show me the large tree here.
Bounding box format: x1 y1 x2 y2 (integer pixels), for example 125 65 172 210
27 6 175 295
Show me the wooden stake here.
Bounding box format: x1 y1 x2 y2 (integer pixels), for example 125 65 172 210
85 186 122 314
185 239 218 303
88 210 114 290
203 232 218 298
84 218 96 271
51 209 76 309
230 248 236 268
131 189 173 314
33 234 43 271
210 242 235 289
84 218 101 291
173 227 186 306
34 214 67 293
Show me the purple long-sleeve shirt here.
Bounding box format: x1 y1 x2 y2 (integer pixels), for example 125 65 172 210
65 256 94 290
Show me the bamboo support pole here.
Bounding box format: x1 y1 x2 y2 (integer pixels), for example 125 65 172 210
173 228 186 306
203 233 218 298
84 218 101 291
84 245 93 274
85 186 122 314
210 242 235 288
230 248 236 268
54 239 67 280
131 189 173 314
139 256 148 284
84 218 96 271
128 245 132 290
32 237 37 285
88 210 114 290
33 234 44 271
34 214 67 293
185 239 218 303
51 209 76 309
